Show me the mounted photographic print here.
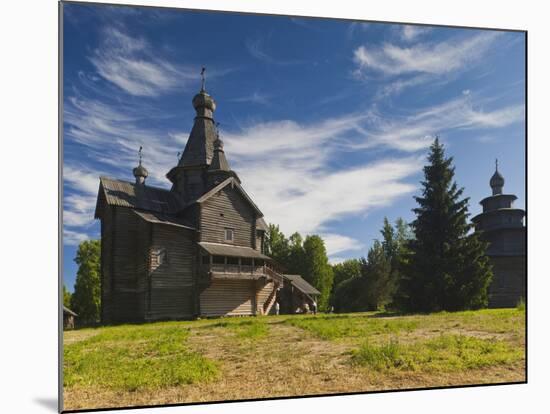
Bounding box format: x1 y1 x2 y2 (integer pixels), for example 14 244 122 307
60 1 526 412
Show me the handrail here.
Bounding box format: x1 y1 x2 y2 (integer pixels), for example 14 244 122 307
264 265 284 285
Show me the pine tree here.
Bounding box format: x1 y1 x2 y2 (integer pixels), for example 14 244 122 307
303 235 334 311
400 138 492 312
71 239 101 324
362 240 393 310
381 217 397 262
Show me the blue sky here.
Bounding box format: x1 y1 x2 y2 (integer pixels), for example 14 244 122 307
62 3 525 291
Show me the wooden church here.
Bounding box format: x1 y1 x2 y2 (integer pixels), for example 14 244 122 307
94 77 318 323
472 162 526 308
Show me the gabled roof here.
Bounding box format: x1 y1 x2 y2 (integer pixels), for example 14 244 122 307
133 210 196 230
284 274 321 296
195 177 263 217
95 177 182 218
199 242 271 260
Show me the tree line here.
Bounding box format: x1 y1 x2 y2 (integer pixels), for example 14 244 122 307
267 138 492 313
66 138 493 323
331 138 492 312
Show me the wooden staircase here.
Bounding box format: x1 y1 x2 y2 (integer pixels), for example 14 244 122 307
262 266 284 315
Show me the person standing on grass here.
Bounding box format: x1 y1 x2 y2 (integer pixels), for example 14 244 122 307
275 301 280 315
312 300 317 315
304 302 310 314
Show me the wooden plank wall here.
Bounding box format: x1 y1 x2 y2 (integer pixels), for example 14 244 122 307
200 186 255 247
488 255 526 308
199 279 254 317
148 224 196 320
109 207 148 322
100 205 113 323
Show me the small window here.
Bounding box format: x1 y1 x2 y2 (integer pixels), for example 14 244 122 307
152 248 167 266
225 228 234 242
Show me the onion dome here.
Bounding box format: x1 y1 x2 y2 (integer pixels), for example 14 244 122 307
192 67 216 118
133 146 148 185
192 90 216 113
490 159 504 195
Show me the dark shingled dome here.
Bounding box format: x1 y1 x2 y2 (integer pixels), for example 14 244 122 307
192 90 216 112
133 163 149 178
490 169 504 195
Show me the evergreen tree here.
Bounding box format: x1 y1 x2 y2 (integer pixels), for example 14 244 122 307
287 232 306 276
71 239 101 324
332 242 392 312
266 224 290 266
390 217 413 309
400 138 492 312
303 235 334 311
63 285 72 309
362 240 393 310
381 217 397 262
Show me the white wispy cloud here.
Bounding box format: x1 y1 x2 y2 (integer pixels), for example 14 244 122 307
63 165 104 229
400 25 430 42
230 91 272 105
221 114 423 255
357 95 524 152
64 95 181 187
322 234 365 256
353 31 501 77
89 26 197 96
64 229 91 246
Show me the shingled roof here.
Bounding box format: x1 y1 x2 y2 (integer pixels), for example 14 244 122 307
284 274 321 296
95 177 182 218
198 242 271 260
133 210 195 230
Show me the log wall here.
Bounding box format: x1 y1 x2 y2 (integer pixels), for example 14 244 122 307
148 224 196 320
488 255 526 308
199 279 255 317
200 186 256 247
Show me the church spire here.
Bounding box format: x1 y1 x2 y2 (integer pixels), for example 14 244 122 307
209 123 231 172
173 67 218 170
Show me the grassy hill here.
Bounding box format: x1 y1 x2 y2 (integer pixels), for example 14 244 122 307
63 309 525 410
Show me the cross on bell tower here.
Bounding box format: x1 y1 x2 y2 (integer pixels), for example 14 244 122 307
200 67 206 92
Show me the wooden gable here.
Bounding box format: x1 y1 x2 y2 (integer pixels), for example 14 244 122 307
199 181 258 248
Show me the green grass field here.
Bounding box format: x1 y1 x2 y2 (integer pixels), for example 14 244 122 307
63 309 525 410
